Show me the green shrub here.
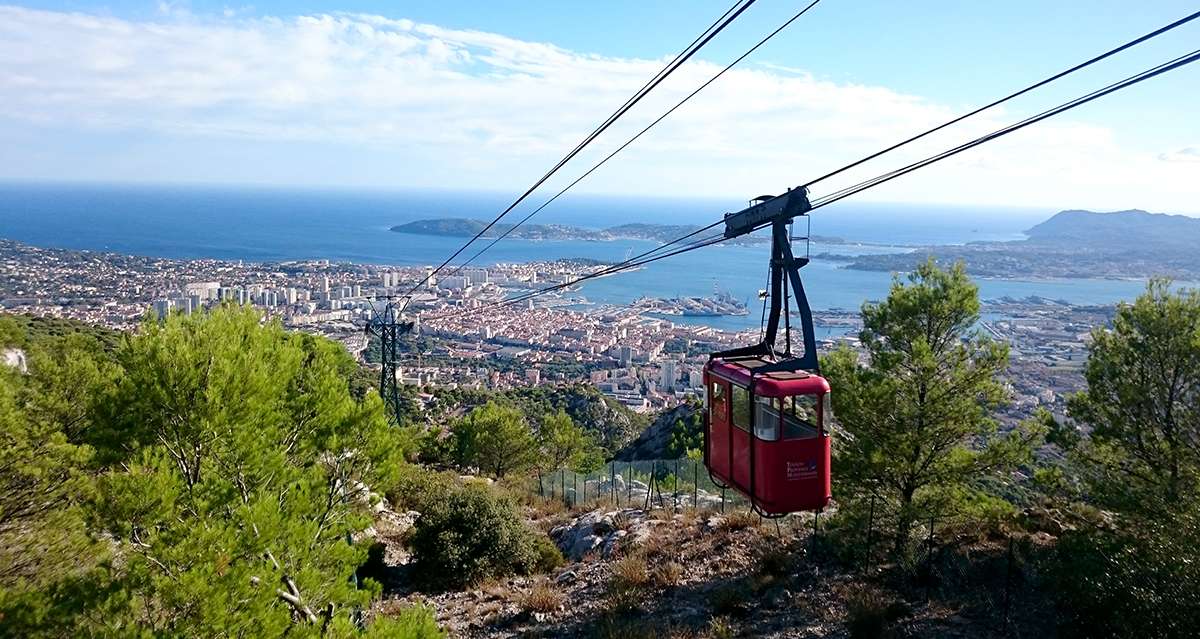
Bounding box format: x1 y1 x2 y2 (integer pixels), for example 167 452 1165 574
326 605 444 638
408 482 547 590
531 533 565 573
1051 512 1200 639
387 465 458 513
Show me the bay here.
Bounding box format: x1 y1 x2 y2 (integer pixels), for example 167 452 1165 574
0 182 1166 331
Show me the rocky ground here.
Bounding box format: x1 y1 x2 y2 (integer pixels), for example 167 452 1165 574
366 495 1060 639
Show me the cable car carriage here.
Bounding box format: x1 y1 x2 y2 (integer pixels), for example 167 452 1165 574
703 187 832 516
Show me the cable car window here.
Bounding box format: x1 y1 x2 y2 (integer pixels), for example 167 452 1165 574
709 381 726 422
821 392 832 431
730 384 751 431
754 396 781 441
782 394 819 440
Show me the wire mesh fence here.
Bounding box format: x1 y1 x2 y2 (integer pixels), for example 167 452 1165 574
535 458 752 514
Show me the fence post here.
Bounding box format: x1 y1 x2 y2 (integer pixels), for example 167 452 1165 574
1003 534 1015 628
611 463 616 506
625 462 631 505
573 472 578 508
863 494 876 573
721 486 726 513
538 472 544 498
811 511 821 557
561 468 566 506
692 461 698 510
926 515 936 601
673 459 679 514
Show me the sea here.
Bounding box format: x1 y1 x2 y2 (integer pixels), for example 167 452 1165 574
0 182 1167 334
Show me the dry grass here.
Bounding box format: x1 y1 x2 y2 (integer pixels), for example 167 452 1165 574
651 560 686 588
478 578 510 600
638 531 674 560
611 554 651 589
526 494 569 519
721 510 762 531
518 579 565 614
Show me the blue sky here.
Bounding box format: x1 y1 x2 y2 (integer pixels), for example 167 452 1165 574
1 1 1198 211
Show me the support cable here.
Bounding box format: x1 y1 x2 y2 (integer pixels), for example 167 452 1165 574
441 0 825 280
399 0 761 300
799 8 1200 190
430 45 1200 320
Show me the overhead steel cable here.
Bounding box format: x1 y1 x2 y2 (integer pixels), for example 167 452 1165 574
442 0 826 280
798 8 1200 191
429 230 730 320
808 47 1200 211
431 45 1200 321
398 0 761 301
440 5 1199 291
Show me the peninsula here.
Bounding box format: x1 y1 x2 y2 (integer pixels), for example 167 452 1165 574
391 218 847 245
821 209 1200 279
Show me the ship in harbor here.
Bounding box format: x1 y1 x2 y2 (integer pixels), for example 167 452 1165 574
635 283 749 317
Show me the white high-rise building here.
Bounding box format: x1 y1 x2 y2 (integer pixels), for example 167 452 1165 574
464 268 490 286
661 360 677 391
152 299 173 319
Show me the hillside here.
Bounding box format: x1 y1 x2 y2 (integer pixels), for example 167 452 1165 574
1023 209 1200 251
834 208 1200 279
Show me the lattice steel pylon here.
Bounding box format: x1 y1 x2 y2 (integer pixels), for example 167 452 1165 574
365 298 413 426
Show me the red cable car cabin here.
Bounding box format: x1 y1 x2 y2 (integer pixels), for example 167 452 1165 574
704 356 832 515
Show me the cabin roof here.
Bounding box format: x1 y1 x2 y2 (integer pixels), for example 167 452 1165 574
706 356 830 396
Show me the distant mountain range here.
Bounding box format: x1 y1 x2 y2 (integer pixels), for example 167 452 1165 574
824 209 1200 279
391 218 846 245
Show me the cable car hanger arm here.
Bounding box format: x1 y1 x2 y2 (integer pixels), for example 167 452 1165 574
712 187 819 374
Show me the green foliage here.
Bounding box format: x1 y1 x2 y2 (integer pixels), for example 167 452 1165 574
327 606 444 639
1064 279 1200 515
431 383 647 455
0 317 114 619
1045 281 1200 638
408 482 555 590
0 306 424 637
451 401 539 478
1050 510 1200 639
538 409 603 472
823 260 1042 556
665 408 703 459
387 465 460 513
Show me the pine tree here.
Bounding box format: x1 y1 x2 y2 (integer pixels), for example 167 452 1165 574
451 401 538 478
1063 279 1200 515
824 259 1042 554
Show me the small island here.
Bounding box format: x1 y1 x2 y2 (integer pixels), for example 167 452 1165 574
391 218 847 246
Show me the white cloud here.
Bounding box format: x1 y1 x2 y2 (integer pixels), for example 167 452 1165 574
0 5 1196 212
1159 147 1200 163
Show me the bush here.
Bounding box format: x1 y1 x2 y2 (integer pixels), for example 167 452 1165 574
611 554 651 589
408 482 550 590
845 585 905 639
348 606 444 638
532 534 565 573
1051 513 1200 639
387 465 458 513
